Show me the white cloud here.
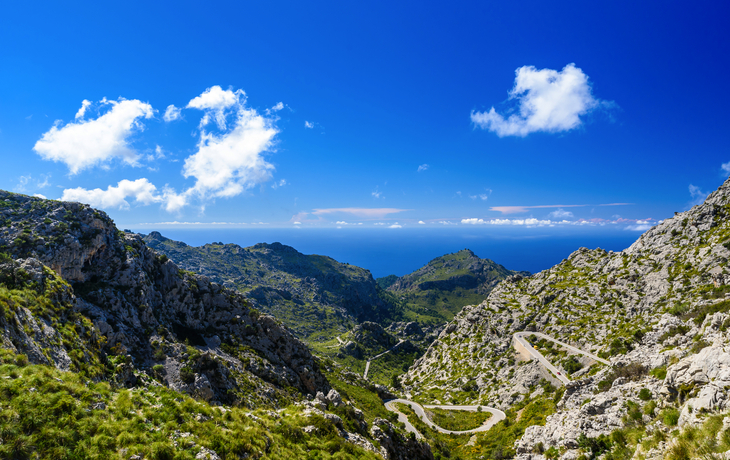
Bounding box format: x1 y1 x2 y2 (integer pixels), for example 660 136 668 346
181 88 277 204
160 187 188 213
461 218 486 225
145 145 168 163
372 187 382 199
33 194 47 199
490 203 630 214
15 174 51 193
548 208 574 219
471 63 609 137
417 164 429 172
462 217 554 226
163 105 182 122
439 221 457 225
187 86 238 111
34 98 154 174
293 221 302 225
722 161 730 175
75 99 92 119
42 87 283 214
418 220 425 224
37 174 51 189
267 102 284 115
305 121 314 129
61 178 163 210
469 189 491 201
461 217 654 228
187 86 241 129
689 184 708 207
15 175 30 192
625 224 652 231
389 224 402 228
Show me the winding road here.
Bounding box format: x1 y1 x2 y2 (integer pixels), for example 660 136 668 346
513 332 609 384
363 340 404 380
383 331 609 437
384 399 506 438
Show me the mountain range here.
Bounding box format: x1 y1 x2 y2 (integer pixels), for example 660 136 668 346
3 176 730 459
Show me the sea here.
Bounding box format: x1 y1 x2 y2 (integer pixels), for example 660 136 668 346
128 226 642 279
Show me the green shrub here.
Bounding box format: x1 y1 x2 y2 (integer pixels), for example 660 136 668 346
15 354 28 366
152 364 165 380
662 407 680 426
180 366 195 384
153 347 166 361
544 446 560 459
596 362 647 393
650 366 667 380
577 433 612 458
149 442 175 460
638 388 652 401
561 356 583 375
644 400 657 416
626 402 643 425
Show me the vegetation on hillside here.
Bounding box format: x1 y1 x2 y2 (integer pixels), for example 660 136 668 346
143 233 403 342
383 249 528 325
425 408 492 432
0 349 384 460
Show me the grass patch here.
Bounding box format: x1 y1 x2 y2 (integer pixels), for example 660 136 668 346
0 351 383 460
425 407 492 432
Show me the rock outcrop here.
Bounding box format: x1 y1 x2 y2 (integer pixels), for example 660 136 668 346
0 191 328 406
403 177 730 458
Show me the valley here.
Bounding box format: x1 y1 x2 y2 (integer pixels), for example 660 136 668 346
2 177 730 459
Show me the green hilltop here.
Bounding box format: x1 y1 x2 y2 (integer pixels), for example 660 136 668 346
381 249 530 325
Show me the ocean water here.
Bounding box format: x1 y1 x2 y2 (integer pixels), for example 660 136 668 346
129 226 642 279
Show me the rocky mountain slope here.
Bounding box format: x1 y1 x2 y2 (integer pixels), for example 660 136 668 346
382 249 529 324
401 177 730 459
0 191 432 459
143 232 401 341
0 193 328 406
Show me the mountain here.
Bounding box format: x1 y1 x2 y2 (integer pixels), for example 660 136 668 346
401 178 730 459
143 232 401 341
382 249 530 324
0 191 432 459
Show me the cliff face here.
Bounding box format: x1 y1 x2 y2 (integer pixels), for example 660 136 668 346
0 191 328 406
143 232 400 341
404 178 730 458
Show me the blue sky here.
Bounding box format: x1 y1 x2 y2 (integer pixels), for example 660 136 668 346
1 1 729 235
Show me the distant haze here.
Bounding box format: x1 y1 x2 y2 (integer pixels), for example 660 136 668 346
128 227 640 278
